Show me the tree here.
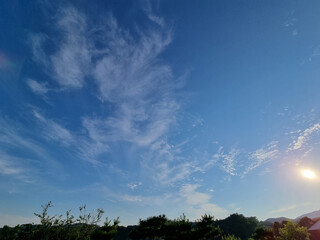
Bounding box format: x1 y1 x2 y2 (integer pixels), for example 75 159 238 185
273 221 284 238
195 214 222 240
129 214 168 240
33 201 105 240
91 217 119 240
17 224 36 240
76 204 104 239
252 227 275 240
298 217 314 229
0 225 19 240
216 213 259 240
277 221 310 240
164 214 193 240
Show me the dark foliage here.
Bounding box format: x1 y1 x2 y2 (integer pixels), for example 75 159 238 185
215 213 259 240
129 213 221 240
298 217 315 229
252 227 275 240
1 203 313 240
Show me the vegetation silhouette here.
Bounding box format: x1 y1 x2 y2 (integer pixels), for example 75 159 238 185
0 202 313 240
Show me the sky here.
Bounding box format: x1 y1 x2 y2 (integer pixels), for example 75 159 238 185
1 0 320 227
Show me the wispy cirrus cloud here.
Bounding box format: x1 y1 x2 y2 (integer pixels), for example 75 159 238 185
211 141 278 178
213 147 239 176
50 7 91 89
243 141 278 176
30 5 178 148
29 33 49 67
0 117 52 160
30 7 90 89
88 12 176 149
156 161 195 184
0 152 35 183
142 0 165 27
288 123 320 151
140 139 200 185
269 205 297 215
27 79 49 95
27 3 195 185
0 117 62 183
30 111 108 165
0 153 23 176
33 110 73 146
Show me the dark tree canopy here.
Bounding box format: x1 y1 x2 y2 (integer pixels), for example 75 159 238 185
298 217 315 229
215 213 259 240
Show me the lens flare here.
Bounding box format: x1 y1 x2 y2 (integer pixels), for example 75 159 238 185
301 169 316 179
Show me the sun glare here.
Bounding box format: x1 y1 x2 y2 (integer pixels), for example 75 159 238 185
301 169 316 179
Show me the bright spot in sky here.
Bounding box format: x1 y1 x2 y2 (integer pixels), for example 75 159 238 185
301 169 316 179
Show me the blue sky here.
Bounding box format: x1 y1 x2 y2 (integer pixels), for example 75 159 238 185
1 0 320 226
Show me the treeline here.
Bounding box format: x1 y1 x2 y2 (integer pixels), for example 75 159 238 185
0 202 312 240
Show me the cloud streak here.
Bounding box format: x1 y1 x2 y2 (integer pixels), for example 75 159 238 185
27 79 49 95
269 205 297 215
211 141 278 178
213 147 239 176
288 123 320 151
33 110 73 146
244 141 278 176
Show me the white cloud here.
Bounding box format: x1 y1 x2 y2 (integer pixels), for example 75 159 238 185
193 203 228 220
127 182 142 190
213 147 239 176
269 205 297 215
0 151 36 184
50 7 91 88
142 0 165 27
33 110 73 146
101 183 227 220
29 33 49 67
88 14 176 149
292 29 298 36
288 123 320 151
179 184 227 220
0 117 50 159
156 162 194 184
0 116 67 182
243 141 278 176
30 7 91 89
27 79 49 95
0 153 23 175
209 142 279 178
32 6 178 152
31 111 108 165
180 184 210 205
28 5 192 184
139 139 199 185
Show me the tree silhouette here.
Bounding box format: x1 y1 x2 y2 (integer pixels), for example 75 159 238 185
195 214 222 240
216 213 259 240
298 217 314 229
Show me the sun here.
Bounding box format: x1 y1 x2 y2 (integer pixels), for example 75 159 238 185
301 169 316 179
